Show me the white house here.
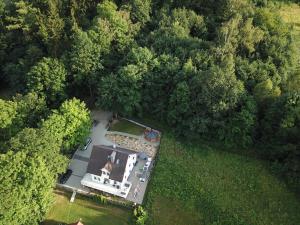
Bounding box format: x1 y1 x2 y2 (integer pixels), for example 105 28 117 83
81 145 137 198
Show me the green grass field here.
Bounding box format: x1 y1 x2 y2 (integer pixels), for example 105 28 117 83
279 2 300 74
279 3 300 89
43 192 131 225
109 119 145 136
146 132 300 225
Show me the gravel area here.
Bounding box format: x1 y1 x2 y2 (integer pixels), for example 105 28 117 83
105 133 157 158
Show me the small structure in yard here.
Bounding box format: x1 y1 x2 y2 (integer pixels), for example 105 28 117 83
81 145 137 198
144 128 160 143
69 220 84 225
70 190 76 203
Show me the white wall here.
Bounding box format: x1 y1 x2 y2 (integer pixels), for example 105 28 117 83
91 153 137 187
122 154 137 183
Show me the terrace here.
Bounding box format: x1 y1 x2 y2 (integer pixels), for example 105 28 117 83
59 111 160 205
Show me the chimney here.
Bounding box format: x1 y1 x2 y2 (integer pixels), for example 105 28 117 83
110 151 116 163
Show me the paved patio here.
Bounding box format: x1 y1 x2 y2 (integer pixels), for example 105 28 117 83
61 110 113 193
126 158 153 204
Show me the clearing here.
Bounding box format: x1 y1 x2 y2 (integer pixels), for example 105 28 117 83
146 132 300 225
279 3 300 48
279 2 300 70
43 191 131 225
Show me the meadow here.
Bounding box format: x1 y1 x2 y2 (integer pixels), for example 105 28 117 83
145 132 300 225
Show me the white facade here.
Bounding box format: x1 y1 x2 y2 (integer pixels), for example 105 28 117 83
81 152 137 198
81 173 132 197
122 154 136 182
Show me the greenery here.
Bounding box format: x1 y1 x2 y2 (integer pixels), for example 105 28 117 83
43 191 131 225
26 57 67 106
0 0 299 224
0 128 68 225
109 119 145 135
41 98 92 154
0 93 48 144
146 131 300 225
0 98 91 224
133 206 148 225
92 194 108 205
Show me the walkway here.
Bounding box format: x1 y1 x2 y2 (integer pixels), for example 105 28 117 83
59 110 158 204
61 109 113 193
126 158 153 204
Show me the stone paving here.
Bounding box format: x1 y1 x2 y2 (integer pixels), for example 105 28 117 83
126 158 153 204
105 133 158 158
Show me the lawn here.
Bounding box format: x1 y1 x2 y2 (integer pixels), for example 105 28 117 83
145 132 300 225
109 119 145 136
278 2 300 90
279 2 300 69
43 191 131 225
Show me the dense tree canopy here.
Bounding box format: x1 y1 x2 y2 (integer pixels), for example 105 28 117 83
0 93 47 144
0 128 68 225
26 57 67 105
0 0 299 223
0 99 16 129
0 97 89 224
42 98 91 153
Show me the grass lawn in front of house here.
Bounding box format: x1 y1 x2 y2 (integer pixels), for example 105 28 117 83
43 191 131 225
109 119 145 136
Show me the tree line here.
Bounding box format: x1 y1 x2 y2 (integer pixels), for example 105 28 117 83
0 95 91 224
0 0 299 223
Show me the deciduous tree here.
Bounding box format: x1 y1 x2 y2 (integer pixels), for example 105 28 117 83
26 57 67 105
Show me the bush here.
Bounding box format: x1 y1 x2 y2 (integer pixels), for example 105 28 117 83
133 206 148 225
92 194 108 204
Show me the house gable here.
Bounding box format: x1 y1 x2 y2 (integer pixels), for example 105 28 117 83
86 145 137 183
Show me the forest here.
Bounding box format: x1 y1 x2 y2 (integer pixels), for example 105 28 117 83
0 0 299 224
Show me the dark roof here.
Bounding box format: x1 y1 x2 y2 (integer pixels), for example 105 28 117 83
87 145 136 182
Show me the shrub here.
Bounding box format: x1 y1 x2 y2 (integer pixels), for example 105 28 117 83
92 194 108 204
133 206 148 225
